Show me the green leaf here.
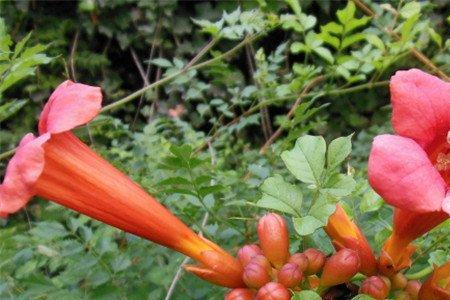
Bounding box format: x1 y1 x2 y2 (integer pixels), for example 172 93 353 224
281 135 326 185
360 188 383 213
286 0 302 18
150 58 173 68
341 33 366 50
309 195 337 223
313 46 334 63
321 22 343 34
322 174 356 197
257 174 303 217
428 28 442 47
399 2 421 19
327 134 352 170
366 34 385 51
336 1 356 25
0 99 28 122
158 176 192 186
293 216 323 236
291 42 308 54
169 144 192 161
198 185 223 197
293 290 322 300
345 16 371 32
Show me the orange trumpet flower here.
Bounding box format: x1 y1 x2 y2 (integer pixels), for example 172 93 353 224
378 209 447 276
325 204 377 276
419 262 450 300
0 80 243 288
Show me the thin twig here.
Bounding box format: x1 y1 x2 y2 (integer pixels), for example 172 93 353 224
69 30 80 82
130 47 150 86
259 75 326 154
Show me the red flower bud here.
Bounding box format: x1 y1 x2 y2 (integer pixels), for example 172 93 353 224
391 273 408 290
288 253 309 272
405 280 421 300
243 261 271 289
238 244 263 267
225 288 255 300
256 282 291 300
320 249 361 287
257 213 290 269
277 263 303 288
360 276 390 300
303 248 326 275
251 255 272 273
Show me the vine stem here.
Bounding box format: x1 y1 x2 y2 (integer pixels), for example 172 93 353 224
101 32 263 113
406 266 433 280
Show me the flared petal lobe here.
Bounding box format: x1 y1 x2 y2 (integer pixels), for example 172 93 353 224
38 80 102 135
419 262 450 300
391 68 450 150
368 134 446 213
0 133 50 217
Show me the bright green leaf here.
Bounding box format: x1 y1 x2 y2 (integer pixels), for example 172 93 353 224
281 135 326 185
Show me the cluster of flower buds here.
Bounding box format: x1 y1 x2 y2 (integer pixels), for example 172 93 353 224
224 211 450 300
225 213 364 299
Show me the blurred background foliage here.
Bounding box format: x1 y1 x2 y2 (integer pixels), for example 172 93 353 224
1 0 450 299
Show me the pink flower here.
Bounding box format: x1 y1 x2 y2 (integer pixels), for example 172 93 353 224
368 69 450 274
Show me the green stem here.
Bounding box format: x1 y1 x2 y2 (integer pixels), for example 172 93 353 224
0 148 15 160
406 266 433 280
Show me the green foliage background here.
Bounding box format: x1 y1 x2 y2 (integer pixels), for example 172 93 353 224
1 0 450 299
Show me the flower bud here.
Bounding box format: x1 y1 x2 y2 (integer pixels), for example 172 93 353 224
238 244 263 267
243 261 271 289
288 253 309 271
257 213 290 269
303 248 326 275
360 276 390 300
251 255 272 273
256 282 291 300
320 249 361 287
405 280 421 300
391 273 408 290
225 288 255 300
277 263 303 288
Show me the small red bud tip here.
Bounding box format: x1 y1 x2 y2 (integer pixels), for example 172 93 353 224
256 282 291 300
288 253 309 272
360 276 390 300
225 288 255 300
243 261 271 289
391 273 408 290
303 248 326 275
238 244 263 267
320 249 361 287
277 262 303 288
257 213 290 269
405 280 421 300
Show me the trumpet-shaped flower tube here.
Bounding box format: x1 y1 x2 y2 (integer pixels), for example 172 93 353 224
0 80 243 288
368 69 450 274
419 262 450 300
325 204 377 276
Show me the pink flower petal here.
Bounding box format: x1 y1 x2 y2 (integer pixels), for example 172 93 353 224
391 69 450 150
0 133 50 217
38 80 102 135
368 134 446 213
